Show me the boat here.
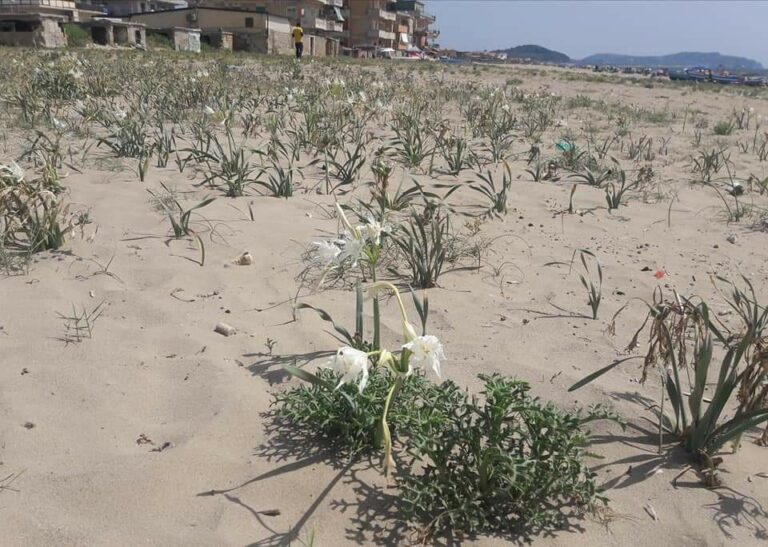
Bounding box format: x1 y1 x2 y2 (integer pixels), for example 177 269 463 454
740 75 767 87
668 67 750 85
711 73 741 85
668 67 711 82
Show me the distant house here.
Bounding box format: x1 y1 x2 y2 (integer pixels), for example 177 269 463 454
127 6 335 55
0 0 100 47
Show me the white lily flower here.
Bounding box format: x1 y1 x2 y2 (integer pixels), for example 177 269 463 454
325 346 370 393
403 335 445 379
357 217 388 246
337 235 365 266
1 161 25 182
312 240 341 265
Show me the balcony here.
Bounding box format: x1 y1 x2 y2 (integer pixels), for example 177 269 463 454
368 28 395 41
396 23 407 33
311 17 343 33
0 0 76 9
319 0 343 6
418 11 435 24
369 8 395 21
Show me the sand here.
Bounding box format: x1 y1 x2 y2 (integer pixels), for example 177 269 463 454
1 57 767 546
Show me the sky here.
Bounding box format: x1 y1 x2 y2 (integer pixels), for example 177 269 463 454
426 0 768 66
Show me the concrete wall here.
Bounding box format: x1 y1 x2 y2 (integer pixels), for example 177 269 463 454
171 27 199 51
201 29 232 50
130 8 267 32
130 8 297 54
0 18 67 47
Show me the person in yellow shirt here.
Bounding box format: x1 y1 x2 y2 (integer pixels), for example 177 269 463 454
292 22 304 60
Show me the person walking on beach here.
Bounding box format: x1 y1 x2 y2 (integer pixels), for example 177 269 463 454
292 22 304 60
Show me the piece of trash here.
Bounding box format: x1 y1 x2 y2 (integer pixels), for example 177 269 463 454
555 139 572 152
89 290 95 298
215 322 236 337
654 270 665 279
151 441 172 453
643 503 658 521
236 252 253 266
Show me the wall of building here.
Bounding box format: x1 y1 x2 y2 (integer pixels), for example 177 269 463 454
170 27 199 51
0 17 67 47
130 8 268 32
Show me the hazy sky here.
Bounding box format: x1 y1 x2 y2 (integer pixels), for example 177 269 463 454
427 1 768 65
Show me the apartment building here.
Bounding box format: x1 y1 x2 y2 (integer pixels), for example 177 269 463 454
264 0 343 38
346 0 394 49
389 0 436 49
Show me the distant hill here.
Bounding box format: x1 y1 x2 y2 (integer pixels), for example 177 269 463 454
581 51 763 70
493 44 571 64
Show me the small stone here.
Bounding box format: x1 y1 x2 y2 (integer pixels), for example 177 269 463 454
726 235 737 244
237 252 253 266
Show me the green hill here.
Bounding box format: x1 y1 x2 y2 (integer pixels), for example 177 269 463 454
581 51 763 70
493 44 571 64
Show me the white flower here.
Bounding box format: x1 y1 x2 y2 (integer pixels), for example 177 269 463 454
357 217 387 245
312 240 341 265
337 235 365 266
203 105 215 116
1 161 25 182
402 335 445 379
325 346 370 393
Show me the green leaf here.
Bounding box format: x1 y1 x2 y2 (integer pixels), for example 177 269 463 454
283 364 335 390
568 356 642 392
296 302 355 346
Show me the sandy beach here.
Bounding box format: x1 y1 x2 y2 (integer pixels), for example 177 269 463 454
1 53 767 545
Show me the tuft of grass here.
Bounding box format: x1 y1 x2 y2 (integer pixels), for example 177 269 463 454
713 120 735 136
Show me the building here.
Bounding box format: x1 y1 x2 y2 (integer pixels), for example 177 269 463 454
0 0 81 20
0 0 100 47
127 6 336 55
264 0 343 40
95 0 187 17
346 0 394 49
388 0 436 49
392 8 411 52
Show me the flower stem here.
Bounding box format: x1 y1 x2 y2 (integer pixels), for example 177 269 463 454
380 375 403 477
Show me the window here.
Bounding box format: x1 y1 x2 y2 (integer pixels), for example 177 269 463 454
245 17 254 28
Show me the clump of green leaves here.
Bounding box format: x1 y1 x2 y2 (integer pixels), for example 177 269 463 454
572 278 768 482
393 211 450 288
274 370 617 539
396 374 618 538
713 120 735 136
